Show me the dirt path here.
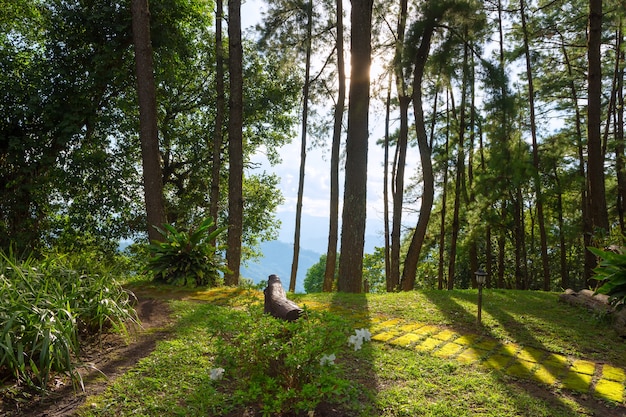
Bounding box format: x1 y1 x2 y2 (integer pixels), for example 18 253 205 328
1 297 174 417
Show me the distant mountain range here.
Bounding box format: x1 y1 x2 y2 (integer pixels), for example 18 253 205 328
241 240 322 293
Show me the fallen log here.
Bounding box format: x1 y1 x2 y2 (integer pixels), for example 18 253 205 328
558 288 612 313
559 289 626 337
264 274 303 321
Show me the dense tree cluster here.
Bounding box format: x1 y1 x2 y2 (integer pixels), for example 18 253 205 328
258 0 625 293
1 0 300 262
2 0 624 293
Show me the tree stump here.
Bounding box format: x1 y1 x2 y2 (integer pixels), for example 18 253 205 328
264 274 303 321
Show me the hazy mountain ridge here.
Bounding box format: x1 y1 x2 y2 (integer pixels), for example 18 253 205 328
241 240 321 293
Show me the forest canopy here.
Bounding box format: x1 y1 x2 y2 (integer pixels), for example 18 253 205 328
1 0 625 293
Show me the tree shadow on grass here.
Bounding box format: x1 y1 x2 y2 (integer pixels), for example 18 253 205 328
422 289 626 416
295 290 378 416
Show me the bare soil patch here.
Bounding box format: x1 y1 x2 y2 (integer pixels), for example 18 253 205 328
0 296 174 417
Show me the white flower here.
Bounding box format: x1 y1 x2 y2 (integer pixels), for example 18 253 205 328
348 328 371 351
319 353 336 366
355 328 371 342
209 367 225 381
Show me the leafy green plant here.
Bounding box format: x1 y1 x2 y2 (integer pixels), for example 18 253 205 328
0 251 137 390
145 217 227 287
206 305 356 416
588 246 626 309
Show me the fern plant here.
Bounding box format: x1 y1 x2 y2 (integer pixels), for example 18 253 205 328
145 217 228 287
589 246 626 310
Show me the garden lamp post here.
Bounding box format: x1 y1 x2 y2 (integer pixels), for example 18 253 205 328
475 269 487 325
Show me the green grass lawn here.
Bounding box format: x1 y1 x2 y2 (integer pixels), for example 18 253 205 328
78 285 626 416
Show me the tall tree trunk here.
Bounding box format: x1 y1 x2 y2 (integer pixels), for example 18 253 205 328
290 0 313 293
553 167 569 289
389 0 410 292
337 0 373 293
225 0 243 286
437 89 451 290
447 38 469 291
495 0 509 289
323 0 345 292
497 203 506 288
400 20 437 291
560 31 593 285
131 0 166 243
586 0 609 262
614 21 625 234
210 0 225 246
467 57 478 288
382 72 392 291
520 0 550 290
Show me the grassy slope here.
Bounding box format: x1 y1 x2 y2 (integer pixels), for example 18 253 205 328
79 286 626 417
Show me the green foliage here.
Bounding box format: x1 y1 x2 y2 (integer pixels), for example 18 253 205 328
207 305 356 416
145 217 227 287
304 250 386 293
0 251 137 389
589 246 626 309
303 254 333 293
362 247 386 293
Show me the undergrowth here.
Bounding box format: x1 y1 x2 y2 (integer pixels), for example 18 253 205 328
0 251 137 390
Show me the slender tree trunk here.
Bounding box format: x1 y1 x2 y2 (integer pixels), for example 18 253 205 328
131 0 166 243
290 0 313 293
520 0 550 290
614 21 625 234
389 0 409 292
382 72 392 291
210 0 225 246
337 0 373 293
495 0 509 290
497 203 506 288
560 31 593 285
553 167 569 289
519 185 529 288
323 0 345 292
467 58 478 288
225 0 243 286
437 90 451 290
400 21 437 291
486 226 493 288
586 0 609 255
447 38 469 291
390 96 409 290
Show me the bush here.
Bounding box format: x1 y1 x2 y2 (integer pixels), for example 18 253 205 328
206 305 357 416
0 252 137 389
145 217 227 287
589 246 626 309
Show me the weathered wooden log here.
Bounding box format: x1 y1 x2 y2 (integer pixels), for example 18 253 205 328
559 289 626 337
264 274 303 321
558 288 612 313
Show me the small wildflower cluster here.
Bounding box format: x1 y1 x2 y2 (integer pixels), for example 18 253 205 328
319 328 372 367
319 353 336 366
348 328 371 351
209 367 225 381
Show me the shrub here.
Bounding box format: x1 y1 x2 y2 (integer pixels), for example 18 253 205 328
0 252 137 389
206 305 357 416
589 246 626 309
145 217 227 287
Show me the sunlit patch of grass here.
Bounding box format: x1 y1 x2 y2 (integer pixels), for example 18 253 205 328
77 287 625 416
365 347 591 417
